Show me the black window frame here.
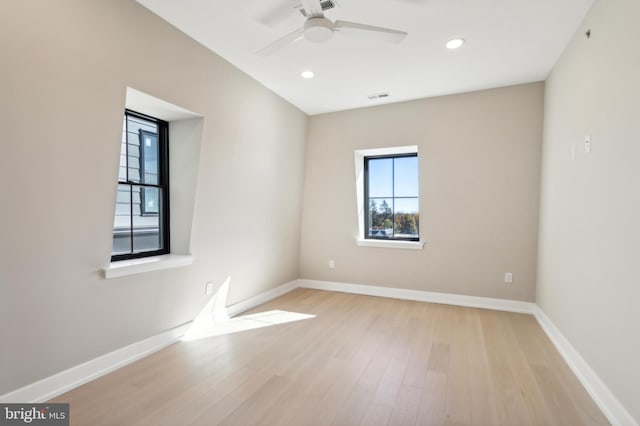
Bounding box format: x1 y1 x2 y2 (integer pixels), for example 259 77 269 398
364 153 419 242
111 109 170 262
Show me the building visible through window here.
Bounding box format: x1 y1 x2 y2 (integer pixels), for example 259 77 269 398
364 154 419 240
112 110 169 260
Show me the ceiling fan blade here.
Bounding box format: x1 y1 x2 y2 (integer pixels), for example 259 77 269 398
256 28 305 57
301 0 324 18
334 20 407 43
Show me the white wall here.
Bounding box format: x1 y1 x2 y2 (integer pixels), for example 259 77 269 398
300 83 544 302
0 0 307 395
537 0 640 422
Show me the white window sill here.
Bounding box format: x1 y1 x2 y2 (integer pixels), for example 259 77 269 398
104 254 193 279
356 239 424 250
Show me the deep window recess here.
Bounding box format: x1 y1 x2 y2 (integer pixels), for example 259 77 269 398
364 153 419 241
111 110 169 261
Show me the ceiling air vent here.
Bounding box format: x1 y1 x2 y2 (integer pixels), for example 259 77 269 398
300 0 338 17
368 92 390 100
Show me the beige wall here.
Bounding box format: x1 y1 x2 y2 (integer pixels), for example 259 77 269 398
0 0 307 394
300 83 544 301
4 1 636 419
537 0 640 421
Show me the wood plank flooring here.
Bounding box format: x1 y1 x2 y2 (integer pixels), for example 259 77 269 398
50 289 609 425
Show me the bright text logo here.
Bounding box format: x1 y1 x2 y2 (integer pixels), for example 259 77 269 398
1 404 68 425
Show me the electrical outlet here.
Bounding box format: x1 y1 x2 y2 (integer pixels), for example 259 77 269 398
329 260 335 269
205 282 214 295
504 273 513 284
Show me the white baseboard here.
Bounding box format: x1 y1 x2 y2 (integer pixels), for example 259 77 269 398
3 278 633 426
0 322 191 404
226 280 299 318
534 306 637 426
297 279 535 314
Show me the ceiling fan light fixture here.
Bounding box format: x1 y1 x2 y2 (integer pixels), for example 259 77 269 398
256 1 408 56
301 70 315 79
303 17 335 43
446 38 465 49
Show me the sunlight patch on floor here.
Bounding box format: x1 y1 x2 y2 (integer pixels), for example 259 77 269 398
181 310 315 341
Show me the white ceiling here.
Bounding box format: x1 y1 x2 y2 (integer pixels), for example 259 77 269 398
137 0 594 115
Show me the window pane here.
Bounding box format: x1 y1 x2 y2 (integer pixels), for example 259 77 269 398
112 184 131 255
141 187 159 214
126 115 157 184
126 136 141 183
394 198 419 238
368 198 393 237
139 130 158 185
133 187 162 253
367 157 392 198
394 156 419 197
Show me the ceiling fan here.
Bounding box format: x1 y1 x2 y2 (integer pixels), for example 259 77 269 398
256 0 408 56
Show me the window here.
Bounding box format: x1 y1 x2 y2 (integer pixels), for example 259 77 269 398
354 146 422 249
364 153 419 241
111 110 169 261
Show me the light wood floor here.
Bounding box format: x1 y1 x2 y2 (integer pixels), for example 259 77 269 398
51 289 609 425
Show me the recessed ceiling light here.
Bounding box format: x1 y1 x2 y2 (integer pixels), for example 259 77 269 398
446 38 465 50
301 70 315 79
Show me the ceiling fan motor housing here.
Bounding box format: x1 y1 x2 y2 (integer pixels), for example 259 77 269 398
304 17 334 42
